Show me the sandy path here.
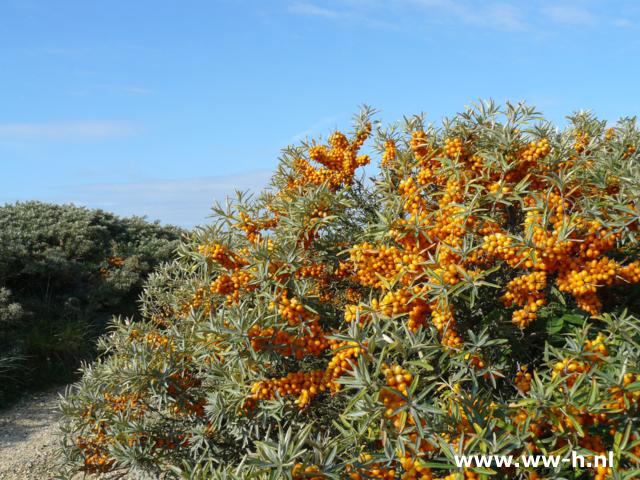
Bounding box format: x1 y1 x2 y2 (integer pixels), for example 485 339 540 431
0 386 67 479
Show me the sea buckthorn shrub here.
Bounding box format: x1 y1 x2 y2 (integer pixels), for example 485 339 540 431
58 103 640 480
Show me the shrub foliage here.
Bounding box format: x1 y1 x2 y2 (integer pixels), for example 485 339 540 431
59 103 640 479
0 201 182 401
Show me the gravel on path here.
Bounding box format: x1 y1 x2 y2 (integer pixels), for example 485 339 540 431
0 386 67 480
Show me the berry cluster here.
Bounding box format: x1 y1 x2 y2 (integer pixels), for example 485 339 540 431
514 365 533 393
292 124 372 191
247 321 328 359
268 292 313 326
380 364 412 427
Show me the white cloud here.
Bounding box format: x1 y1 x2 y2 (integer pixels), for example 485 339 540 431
47 170 273 227
287 1 398 28
406 0 526 30
543 5 597 26
484 3 525 30
288 0 626 33
612 18 634 28
292 0 527 31
289 115 342 143
42 47 84 56
116 85 154 95
288 2 343 18
0 122 138 139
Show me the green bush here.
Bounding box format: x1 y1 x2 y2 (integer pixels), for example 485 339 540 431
0 201 183 403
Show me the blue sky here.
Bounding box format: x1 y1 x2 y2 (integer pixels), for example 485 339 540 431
1 0 639 227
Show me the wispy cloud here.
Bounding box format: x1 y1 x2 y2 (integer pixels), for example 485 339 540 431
66 84 155 97
115 85 154 95
288 2 343 18
612 18 635 28
0 122 138 139
42 47 85 56
292 0 637 33
543 5 597 26
406 0 526 31
484 3 525 30
287 1 398 29
48 171 273 227
288 0 527 31
289 115 342 143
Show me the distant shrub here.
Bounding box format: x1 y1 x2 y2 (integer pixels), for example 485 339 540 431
58 103 640 479
0 287 25 383
0 201 183 403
